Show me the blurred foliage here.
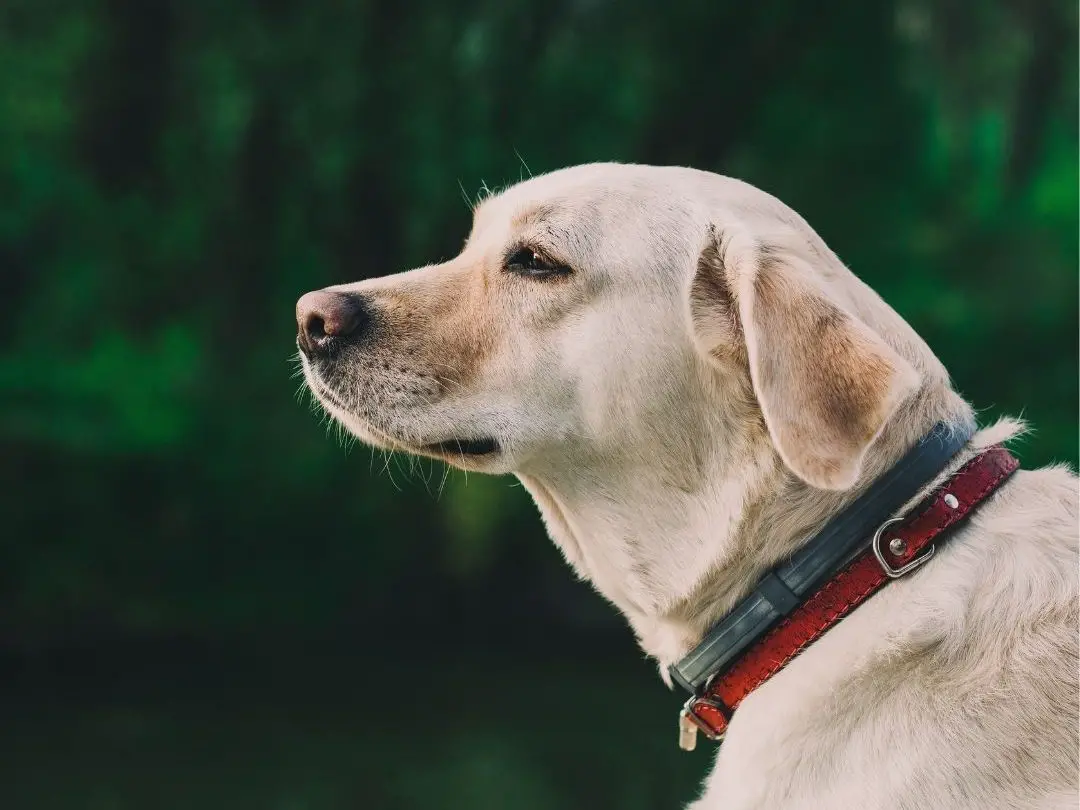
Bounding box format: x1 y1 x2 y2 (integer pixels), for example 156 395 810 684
0 0 1076 649
1 642 710 809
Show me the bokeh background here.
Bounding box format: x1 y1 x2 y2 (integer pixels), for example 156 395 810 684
1 1 1076 808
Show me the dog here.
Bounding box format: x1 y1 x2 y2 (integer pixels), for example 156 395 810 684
295 163 1078 809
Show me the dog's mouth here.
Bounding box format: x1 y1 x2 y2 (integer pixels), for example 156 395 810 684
302 361 502 461
422 437 500 457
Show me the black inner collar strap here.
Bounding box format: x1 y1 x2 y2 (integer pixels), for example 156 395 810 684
669 421 974 695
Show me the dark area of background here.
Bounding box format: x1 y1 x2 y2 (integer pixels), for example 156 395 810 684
0 1 1076 808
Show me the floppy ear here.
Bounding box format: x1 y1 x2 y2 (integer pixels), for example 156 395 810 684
690 228 920 490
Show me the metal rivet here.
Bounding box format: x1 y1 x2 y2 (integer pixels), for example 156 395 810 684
888 537 908 556
944 493 959 509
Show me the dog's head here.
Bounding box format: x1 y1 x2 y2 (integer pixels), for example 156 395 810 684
297 163 940 492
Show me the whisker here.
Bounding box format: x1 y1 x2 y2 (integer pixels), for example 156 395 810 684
437 462 452 500
513 147 533 179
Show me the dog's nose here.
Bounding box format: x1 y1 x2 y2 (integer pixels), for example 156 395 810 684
296 290 371 355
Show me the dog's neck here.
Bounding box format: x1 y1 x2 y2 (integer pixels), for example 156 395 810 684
517 388 975 677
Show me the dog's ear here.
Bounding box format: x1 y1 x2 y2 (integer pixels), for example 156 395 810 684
690 227 920 490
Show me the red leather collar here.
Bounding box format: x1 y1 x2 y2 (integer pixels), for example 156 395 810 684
678 445 1019 750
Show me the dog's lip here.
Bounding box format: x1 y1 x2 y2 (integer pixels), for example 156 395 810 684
307 373 351 413
303 365 500 459
422 437 500 457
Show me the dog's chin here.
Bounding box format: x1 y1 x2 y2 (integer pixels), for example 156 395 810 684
361 422 508 472
416 437 503 470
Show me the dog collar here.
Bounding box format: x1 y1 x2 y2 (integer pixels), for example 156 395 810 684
670 423 1019 751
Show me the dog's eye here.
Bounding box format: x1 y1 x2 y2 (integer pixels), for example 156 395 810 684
505 247 570 279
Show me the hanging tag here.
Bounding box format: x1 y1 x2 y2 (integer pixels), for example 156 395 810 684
678 710 699 751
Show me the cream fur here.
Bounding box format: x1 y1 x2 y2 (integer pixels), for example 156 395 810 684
297 163 1079 809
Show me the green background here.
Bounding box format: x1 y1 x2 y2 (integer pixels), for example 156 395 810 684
1 1 1076 808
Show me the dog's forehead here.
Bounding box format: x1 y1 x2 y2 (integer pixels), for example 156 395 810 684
469 163 682 241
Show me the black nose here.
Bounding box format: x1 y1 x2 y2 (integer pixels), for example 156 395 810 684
295 290 371 355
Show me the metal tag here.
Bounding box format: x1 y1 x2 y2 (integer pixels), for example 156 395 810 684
678 710 699 751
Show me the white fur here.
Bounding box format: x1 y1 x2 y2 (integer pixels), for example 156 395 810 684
298 164 1079 808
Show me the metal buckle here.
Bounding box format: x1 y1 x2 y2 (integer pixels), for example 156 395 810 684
872 516 935 578
678 693 727 750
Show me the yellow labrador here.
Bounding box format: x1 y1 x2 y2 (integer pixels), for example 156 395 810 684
296 164 1078 809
